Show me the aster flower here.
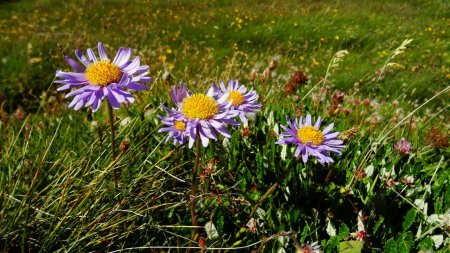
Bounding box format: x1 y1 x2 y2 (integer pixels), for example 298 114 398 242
276 114 345 164
159 82 239 148
212 79 261 125
298 241 321 253
158 106 188 146
55 42 152 112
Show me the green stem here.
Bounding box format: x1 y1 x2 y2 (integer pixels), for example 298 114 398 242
107 100 119 193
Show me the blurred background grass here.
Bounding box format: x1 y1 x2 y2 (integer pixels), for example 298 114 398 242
0 0 449 111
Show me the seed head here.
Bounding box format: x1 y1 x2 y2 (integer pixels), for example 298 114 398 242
119 139 130 153
354 168 367 180
338 127 359 141
426 127 449 149
240 127 251 137
332 90 344 105
268 59 278 71
248 69 258 82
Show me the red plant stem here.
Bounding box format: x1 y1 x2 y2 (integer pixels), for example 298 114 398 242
107 100 119 193
187 128 201 252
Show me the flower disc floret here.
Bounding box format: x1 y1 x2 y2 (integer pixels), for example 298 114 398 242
227 90 245 106
182 94 219 120
297 126 324 145
174 121 186 131
85 60 122 86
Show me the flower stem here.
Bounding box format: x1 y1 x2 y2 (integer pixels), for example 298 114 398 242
249 158 298 218
188 128 201 252
107 100 119 193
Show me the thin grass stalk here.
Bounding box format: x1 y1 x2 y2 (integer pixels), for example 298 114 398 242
107 100 119 193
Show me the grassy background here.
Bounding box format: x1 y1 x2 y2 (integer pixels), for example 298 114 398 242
0 0 449 111
0 0 449 252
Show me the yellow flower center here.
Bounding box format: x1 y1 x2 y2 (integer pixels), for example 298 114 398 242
85 60 122 86
297 126 324 145
181 94 219 120
174 121 186 131
227 90 245 106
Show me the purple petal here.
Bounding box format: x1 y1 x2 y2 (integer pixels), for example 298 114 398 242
75 49 91 67
113 47 131 67
106 88 120 109
314 117 322 129
215 125 230 138
199 132 209 147
109 88 126 103
239 113 248 125
65 56 84 72
188 133 196 148
322 123 334 134
74 99 85 110
305 114 312 126
86 48 98 63
295 146 302 157
122 56 140 74
56 71 87 82
97 42 108 60
126 82 148 91
133 65 149 75
92 98 102 112
57 82 88 91
325 132 339 139
84 92 97 107
302 149 308 163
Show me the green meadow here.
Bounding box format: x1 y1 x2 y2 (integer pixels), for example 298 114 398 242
0 0 449 252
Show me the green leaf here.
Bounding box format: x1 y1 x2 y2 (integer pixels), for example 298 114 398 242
373 216 384 234
339 241 363 253
418 237 433 251
215 209 224 234
384 238 398 253
289 208 300 222
402 209 416 231
231 240 242 247
338 224 350 240
396 232 414 253
326 236 340 252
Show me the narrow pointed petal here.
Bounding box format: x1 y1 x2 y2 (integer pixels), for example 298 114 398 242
97 42 109 60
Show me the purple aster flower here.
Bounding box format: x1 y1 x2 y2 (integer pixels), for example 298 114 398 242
276 114 345 164
159 82 239 148
298 241 321 253
394 139 412 155
212 79 261 125
55 42 152 112
158 105 188 146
